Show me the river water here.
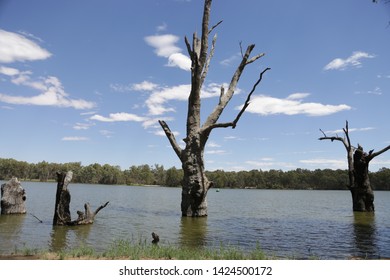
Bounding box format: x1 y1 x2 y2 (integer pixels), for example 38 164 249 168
1 181 389 259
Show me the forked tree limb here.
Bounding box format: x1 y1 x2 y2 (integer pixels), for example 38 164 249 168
201 66 270 134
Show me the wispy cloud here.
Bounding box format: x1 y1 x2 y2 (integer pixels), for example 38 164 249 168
73 122 94 130
144 34 191 71
90 112 147 122
243 93 351 116
61 136 89 141
299 158 346 169
220 53 240 66
205 149 227 155
99 130 114 138
0 29 51 63
323 127 375 135
324 51 375 71
156 22 168 32
110 81 159 93
246 159 296 170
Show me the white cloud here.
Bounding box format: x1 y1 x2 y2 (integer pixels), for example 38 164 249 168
154 129 180 137
90 112 147 122
0 29 51 63
324 51 375 71
141 82 226 116
0 66 20 76
132 81 159 91
0 75 96 109
144 34 191 71
146 84 190 115
62 136 89 141
299 158 346 169
243 93 351 116
167 53 191 71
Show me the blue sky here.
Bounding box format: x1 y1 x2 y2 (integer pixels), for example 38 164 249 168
1 0 390 172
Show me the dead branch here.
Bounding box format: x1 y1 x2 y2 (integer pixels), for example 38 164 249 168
158 120 183 159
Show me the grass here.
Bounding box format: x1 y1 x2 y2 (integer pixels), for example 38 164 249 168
6 239 268 260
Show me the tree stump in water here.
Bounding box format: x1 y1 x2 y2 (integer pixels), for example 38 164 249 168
53 171 109 226
1 177 27 215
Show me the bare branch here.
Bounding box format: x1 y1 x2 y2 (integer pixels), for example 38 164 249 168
201 33 217 86
246 53 265 65
231 67 271 128
201 44 258 132
208 20 223 34
93 201 109 216
201 67 270 133
184 36 193 59
159 120 183 160
367 144 390 161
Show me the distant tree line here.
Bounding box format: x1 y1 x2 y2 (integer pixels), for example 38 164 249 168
1 157 390 190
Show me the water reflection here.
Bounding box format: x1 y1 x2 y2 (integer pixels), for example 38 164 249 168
352 212 378 259
0 214 26 252
49 225 92 252
179 217 208 248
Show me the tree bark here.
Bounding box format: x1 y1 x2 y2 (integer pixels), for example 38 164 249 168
159 0 269 217
319 121 390 212
1 177 27 215
53 171 109 225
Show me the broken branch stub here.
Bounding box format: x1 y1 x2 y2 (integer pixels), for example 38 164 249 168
1 177 27 215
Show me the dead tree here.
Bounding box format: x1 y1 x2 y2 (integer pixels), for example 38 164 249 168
53 171 109 225
1 177 27 215
319 121 390 211
159 0 270 216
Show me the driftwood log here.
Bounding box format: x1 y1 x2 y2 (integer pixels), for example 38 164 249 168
53 171 109 226
1 177 27 215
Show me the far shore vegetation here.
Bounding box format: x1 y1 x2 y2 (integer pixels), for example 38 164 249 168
1 157 390 191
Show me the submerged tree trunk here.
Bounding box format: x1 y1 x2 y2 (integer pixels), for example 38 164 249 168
319 121 390 212
351 146 375 211
158 0 269 217
1 177 27 215
181 143 212 216
53 171 109 226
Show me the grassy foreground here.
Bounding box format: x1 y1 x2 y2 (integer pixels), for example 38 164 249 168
3 240 269 260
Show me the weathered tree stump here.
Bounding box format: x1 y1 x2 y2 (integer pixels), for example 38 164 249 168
319 121 390 212
53 171 109 226
1 177 27 215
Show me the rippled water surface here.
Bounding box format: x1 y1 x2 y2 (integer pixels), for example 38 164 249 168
1 181 389 259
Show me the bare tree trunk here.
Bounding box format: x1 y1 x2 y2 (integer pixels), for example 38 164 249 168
181 143 212 216
319 121 390 212
1 177 27 215
159 0 269 217
53 171 109 225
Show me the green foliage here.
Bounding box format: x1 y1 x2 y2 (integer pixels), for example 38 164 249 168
1 157 390 190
